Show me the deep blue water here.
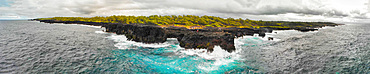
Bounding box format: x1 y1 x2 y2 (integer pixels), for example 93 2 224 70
0 21 368 73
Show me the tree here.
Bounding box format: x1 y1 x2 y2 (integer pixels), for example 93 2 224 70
38 15 335 29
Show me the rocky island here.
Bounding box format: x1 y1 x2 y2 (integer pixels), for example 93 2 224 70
32 15 342 52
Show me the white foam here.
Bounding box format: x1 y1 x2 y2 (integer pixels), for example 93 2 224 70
237 34 279 41
166 38 178 41
237 25 343 43
106 34 171 49
235 35 260 45
197 57 236 71
100 31 244 72
106 34 243 58
179 46 238 60
178 25 342 60
264 33 281 41
177 45 241 72
104 33 240 60
94 31 106 34
105 34 240 72
262 29 321 41
49 23 103 29
79 25 102 29
320 26 336 29
50 23 78 26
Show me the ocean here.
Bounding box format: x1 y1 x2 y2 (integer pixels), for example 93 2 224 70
0 20 368 73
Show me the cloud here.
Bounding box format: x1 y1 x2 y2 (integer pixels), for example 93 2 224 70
61 0 142 14
0 0 143 18
0 0 369 22
0 0 13 7
138 0 367 18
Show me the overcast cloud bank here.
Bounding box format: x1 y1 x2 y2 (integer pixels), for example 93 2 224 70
0 0 369 23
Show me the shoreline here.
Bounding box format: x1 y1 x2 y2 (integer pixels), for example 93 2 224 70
32 19 343 52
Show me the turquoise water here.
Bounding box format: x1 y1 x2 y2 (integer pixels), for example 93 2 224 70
88 34 265 73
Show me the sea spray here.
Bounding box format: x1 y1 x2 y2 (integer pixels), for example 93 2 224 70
106 34 172 49
95 31 106 34
98 31 262 73
79 25 102 29
49 23 103 29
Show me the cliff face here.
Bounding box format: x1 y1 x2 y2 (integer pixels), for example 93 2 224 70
35 20 342 53
103 23 237 52
166 29 236 52
104 24 167 43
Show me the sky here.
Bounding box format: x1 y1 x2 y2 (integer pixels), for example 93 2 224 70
0 0 369 23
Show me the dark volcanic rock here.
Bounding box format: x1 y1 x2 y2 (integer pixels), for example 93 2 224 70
167 30 236 52
104 24 167 43
293 28 318 32
104 24 237 52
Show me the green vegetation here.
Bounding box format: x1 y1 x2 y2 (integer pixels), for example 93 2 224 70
37 15 336 29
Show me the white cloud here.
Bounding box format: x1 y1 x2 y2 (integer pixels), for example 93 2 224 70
0 0 369 23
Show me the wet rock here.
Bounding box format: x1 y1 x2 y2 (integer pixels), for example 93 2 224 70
268 37 274 41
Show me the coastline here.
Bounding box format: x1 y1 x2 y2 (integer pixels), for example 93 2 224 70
32 19 343 52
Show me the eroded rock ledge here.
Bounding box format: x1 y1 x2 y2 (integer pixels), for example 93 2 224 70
34 20 342 52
